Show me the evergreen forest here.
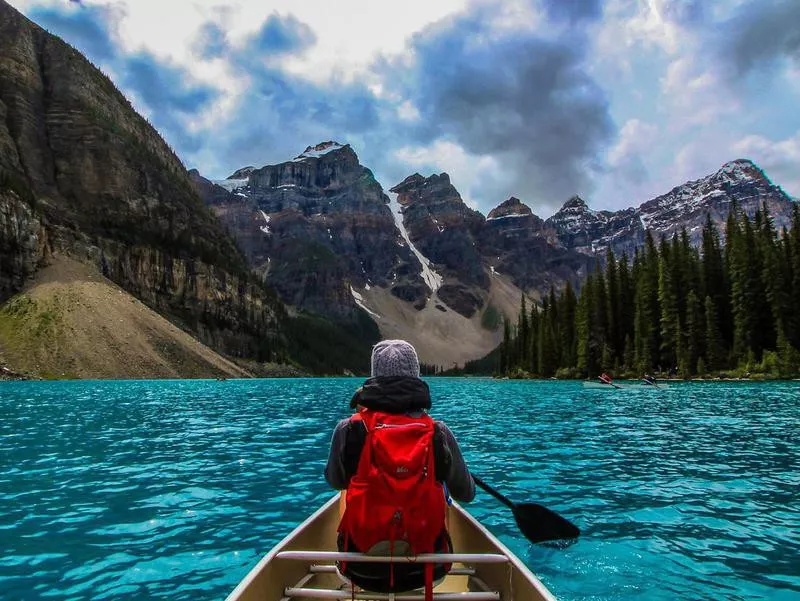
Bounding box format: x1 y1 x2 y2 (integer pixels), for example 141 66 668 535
493 203 800 379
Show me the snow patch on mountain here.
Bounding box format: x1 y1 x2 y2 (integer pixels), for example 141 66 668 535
259 210 271 235
486 213 528 221
293 141 344 162
350 285 381 318
213 178 248 193
386 191 443 293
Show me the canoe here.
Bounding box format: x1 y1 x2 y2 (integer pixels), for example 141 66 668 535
582 381 670 389
226 493 556 601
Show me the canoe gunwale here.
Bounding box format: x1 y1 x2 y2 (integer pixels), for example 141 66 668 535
224 494 340 601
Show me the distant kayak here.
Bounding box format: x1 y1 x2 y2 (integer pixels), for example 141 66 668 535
583 381 670 389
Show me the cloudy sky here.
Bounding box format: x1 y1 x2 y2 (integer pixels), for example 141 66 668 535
9 0 800 216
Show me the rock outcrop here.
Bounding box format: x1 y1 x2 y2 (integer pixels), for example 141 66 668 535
0 189 48 301
390 173 487 317
480 197 592 292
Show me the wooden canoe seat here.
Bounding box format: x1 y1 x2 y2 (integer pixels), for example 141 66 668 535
276 551 506 600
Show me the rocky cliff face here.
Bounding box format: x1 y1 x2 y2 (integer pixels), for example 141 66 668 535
197 156 595 321
546 160 796 258
390 173 488 317
0 0 284 361
479 197 592 292
195 142 425 320
0 189 47 301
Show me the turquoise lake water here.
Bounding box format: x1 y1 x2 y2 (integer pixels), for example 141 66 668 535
1 378 798 600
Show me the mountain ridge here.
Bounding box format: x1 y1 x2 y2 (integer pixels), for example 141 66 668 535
195 145 796 369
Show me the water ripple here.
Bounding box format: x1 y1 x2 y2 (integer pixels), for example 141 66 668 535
1 379 798 600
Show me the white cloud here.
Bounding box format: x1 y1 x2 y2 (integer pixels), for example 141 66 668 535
470 0 541 35
396 100 421 122
392 141 504 210
591 119 663 210
786 63 800 96
734 130 800 198
608 118 658 168
659 56 740 128
594 0 690 61
34 0 468 85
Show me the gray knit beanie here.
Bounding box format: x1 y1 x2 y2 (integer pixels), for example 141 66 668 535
371 339 420 378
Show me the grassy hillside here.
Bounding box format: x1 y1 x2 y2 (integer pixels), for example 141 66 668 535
0 256 255 379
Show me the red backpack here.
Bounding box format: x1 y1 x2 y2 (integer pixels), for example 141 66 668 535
338 409 449 596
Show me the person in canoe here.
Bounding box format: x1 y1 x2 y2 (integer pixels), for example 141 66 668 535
643 374 657 386
324 339 475 595
599 372 614 385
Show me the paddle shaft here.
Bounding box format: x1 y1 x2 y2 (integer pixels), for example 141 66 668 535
472 475 515 510
472 474 581 543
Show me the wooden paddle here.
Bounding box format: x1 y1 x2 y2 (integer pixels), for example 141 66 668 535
472 475 580 544
599 376 622 389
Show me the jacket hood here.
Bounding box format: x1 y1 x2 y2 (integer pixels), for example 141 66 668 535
349 376 431 413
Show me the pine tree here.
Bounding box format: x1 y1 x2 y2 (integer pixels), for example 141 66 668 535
634 232 661 373
704 295 724 372
548 286 561 369
537 309 557 377
701 213 729 356
529 302 540 374
517 295 529 369
685 290 703 375
592 267 610 371
659 237 680 371
576 273 593 377
730 215 769 362
617 253 635 367
605 248 621 364
723 203 740 350
790 206 800 349
500 317 511 374
754 206 778 353
560 281 578 368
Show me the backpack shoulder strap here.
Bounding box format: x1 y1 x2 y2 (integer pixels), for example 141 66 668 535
343 414 367 479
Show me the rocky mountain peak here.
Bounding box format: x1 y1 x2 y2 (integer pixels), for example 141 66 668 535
487 197 533 220
718 158 757 174
389 172 460 208
228 166 256 179
543 159 795 259
292 140 354 162
561 195 590 212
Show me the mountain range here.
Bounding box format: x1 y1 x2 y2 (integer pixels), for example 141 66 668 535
0 0 796 376
191 143 796 366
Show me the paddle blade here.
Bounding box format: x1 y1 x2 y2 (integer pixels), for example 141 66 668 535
511 502 580 544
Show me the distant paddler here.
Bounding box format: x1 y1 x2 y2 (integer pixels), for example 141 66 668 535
642 374 659 388
599 372 622 389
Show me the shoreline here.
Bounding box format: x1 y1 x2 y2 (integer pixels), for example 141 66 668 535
3 373 799 382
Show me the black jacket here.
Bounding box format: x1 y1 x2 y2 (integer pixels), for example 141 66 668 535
324 376 475 502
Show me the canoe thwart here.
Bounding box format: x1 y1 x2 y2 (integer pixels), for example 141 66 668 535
309 565 477 577
283 587 501 600
276 551 509 564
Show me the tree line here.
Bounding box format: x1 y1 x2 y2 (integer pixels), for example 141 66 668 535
495 203 800 379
